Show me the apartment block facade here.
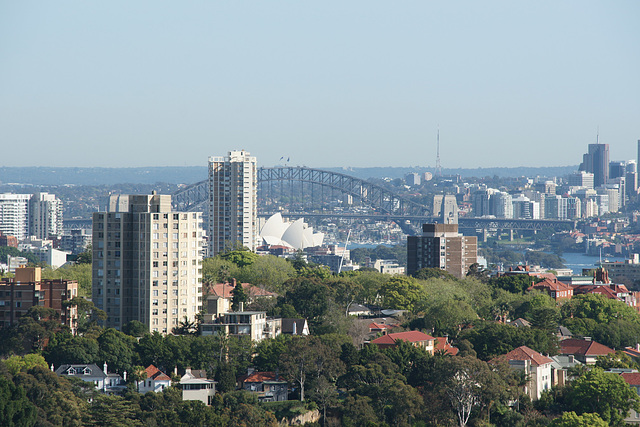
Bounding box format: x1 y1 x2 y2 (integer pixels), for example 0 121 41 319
407 223 477 279
92 193 204 333
0 267 78 331
208 150 257 256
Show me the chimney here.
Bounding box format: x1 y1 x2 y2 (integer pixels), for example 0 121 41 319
239 302 244 312
232 278 237 287
636 343 640 352
103 362 108 374
185 367 192 376
292 320 297 335
50 364 54 372
123 371 127 381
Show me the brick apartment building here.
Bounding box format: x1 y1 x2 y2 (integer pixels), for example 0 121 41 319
0 267 78 332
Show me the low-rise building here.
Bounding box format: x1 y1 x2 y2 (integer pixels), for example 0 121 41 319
491 346 552 400
370 331 435 353
0 267 78 331
54 363 126 394
180 368 216 405
138 365 171 393
239 369 288 402
528 278 573 301
559 338 614 364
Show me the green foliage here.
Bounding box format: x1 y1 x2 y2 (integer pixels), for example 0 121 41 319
122 320 147 337
235 254 296 290
0 375 37 427
231 281 249 312
566 368 640 426
41 263 92 296
201 257 238 284
97 328 137 374
549 411 608 427
378 276 425 312
280 278 333 325
220 249 259 268
75 246 92 264
0 247 40 266
3 354 47 376
488 275 539 294
561 293 640 324
459 320 558 361
413 267 458 281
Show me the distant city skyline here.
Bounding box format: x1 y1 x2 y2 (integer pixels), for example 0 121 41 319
1 2 638 168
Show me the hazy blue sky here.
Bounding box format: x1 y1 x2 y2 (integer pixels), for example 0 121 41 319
1 1 638 169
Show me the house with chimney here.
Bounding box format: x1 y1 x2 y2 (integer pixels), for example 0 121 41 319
559 338 615 365
370 331 435 353
54 363 126 394
137 365 171 393
238 368 288 402
528 278 573 302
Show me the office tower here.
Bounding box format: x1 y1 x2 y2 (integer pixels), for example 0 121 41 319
568 171 594 190
609 161 627 180
579 143 609 188
407 223 477 279
92 193 204 333
626 160 638 198
0 194 31 240
208 150 257 256
29 192 63 239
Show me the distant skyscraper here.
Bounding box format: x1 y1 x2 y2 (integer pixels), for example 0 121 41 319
568 171 594 190
92 193 204 332
579 143 609 188
208 150 257 256
29 192 63 239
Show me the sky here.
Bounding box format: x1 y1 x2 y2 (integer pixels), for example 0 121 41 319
1 1 638 169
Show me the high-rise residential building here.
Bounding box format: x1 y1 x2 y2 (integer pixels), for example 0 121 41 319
92 193 204 333
626 160 638 198
492 192 513 219
29 192 63 240
407 223 477 279
579 143 609 188
0 194 31 240
208 150 257 256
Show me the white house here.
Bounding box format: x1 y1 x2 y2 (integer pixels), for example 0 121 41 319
137 365 171 393
493 346 552 400
180 368 216 405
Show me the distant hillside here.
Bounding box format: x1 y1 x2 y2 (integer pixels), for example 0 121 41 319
323 165 579 180
0 167 208 186
0 165 579 186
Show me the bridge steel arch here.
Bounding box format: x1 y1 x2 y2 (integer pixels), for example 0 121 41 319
257 166 430 216
171 166 431 216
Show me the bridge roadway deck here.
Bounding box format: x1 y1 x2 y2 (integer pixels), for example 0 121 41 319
258 212 575 231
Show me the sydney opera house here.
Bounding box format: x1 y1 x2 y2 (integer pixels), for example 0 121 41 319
258 213 324 250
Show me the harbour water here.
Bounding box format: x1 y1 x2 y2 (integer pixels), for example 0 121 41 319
559 252 627 275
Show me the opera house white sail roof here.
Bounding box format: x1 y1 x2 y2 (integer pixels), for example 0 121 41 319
259 213 324 250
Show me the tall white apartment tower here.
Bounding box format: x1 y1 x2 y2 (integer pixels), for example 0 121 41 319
208 150 257 256
0 194 31 240
29 192 63 239
92 193 204 333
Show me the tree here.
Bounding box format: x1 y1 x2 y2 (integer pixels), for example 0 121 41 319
122 320 147 338
3 354 48 376
0 376 37 427
97 328 136 374
280 337 316 401
549 411 608 426
566 367 640 426
378 276 425 312
220 249 258 268
413 267 458 281
130 365 147 392
231 281 248 312
75 245 92 264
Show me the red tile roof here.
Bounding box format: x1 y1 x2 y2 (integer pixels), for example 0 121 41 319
370 331 435 345
145 364 171 381
209 282 277 298
369 322 396 330
492 346 552 367
531 278 573 292
621 372 640 386
559 339 614 356
434 337 459 356
238 371 286 384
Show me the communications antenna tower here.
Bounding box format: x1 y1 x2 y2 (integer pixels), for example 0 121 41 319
434 128 442 177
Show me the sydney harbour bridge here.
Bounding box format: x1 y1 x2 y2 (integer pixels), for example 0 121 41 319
168 166 575 234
